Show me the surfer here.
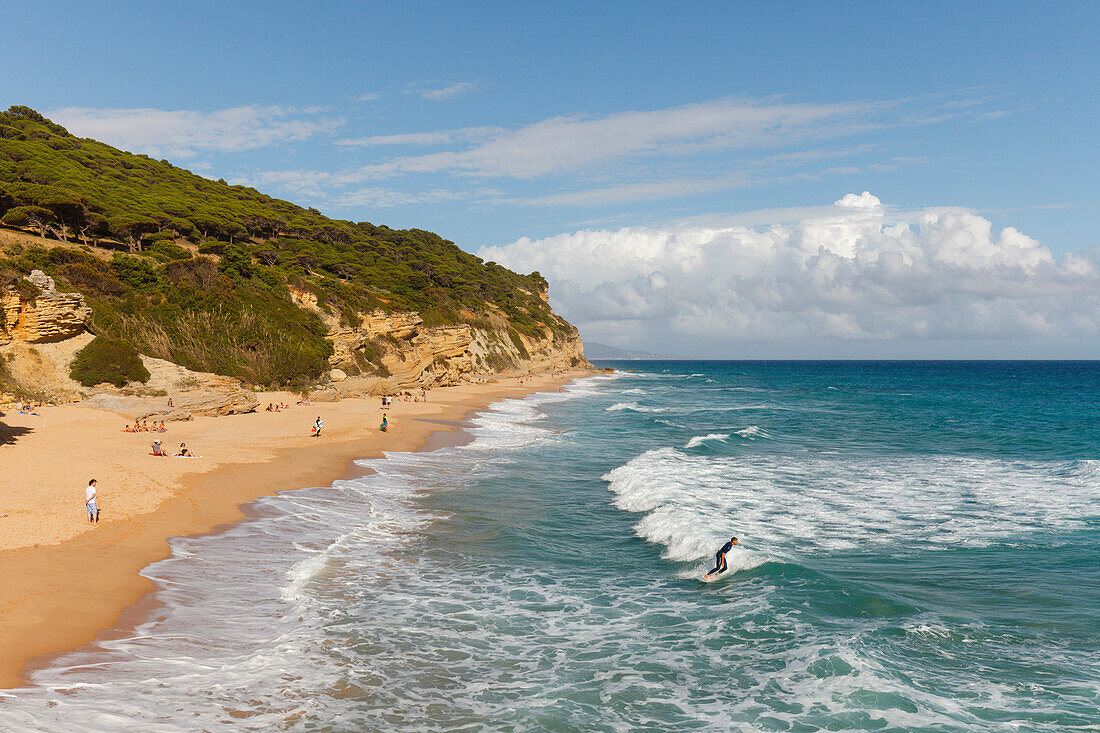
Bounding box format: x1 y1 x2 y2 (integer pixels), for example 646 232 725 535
706 536 738 578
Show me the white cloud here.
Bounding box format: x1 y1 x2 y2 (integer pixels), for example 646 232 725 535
355 93 381 102
403 81 476 101
232 95 984 209
360 98 887 179
229 169 334 197
834 191 882 209
478 194 1100 352
335 126 503 147
310 95 965 192
46 105 342 159
519 174 754 207
331 187 503 208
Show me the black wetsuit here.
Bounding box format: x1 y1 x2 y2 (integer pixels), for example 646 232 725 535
708 540 735 576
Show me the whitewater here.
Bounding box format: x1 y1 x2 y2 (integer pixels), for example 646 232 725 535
0 361 1097 731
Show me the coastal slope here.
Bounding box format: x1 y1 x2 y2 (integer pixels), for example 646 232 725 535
0 105 587 405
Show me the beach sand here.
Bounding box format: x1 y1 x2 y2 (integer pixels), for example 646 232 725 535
0 373 579 689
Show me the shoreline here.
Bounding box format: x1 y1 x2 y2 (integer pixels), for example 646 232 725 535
0 373 581 689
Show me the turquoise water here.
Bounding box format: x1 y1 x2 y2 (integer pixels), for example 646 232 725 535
2 362 1098 731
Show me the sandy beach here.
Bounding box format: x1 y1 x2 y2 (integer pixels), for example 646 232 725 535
0 372 579 689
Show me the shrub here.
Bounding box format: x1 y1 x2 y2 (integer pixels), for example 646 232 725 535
197 240 228 256
58 261 126 296
70 336 151 387
509 329 530 359
164 256 220 288
484 351 514 372
0 268 40 300
109 254 160 291
218 242 256 281
146 240 191 263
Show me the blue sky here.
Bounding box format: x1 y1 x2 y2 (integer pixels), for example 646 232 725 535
3 1 1098 356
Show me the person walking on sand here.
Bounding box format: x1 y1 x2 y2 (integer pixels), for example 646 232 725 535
311 416 324 437
380 414 388 432
85 479 99 524
705 536 738 579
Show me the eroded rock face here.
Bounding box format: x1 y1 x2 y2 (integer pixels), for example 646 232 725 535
383 323 474 387
0 272 91 345
137 357 259 420
308 386 341 402
323 309 475 387
289 288 589 390
326 308 587 388
154 383 259 421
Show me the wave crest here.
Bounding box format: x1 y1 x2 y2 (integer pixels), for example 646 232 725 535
685 433 731 448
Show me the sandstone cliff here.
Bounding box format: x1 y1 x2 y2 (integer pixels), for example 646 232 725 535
0 271 90 346
2 273 586 406
290 286 588 395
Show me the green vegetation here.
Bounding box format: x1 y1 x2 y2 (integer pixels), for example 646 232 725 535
0 106 573 385
70 335 151 387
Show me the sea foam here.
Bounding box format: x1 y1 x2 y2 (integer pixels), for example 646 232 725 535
603 446 1100 570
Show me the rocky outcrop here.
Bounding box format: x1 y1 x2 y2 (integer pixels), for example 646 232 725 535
0 270 91 345
308 386 342 402
138 356 258 420
153 383 258 421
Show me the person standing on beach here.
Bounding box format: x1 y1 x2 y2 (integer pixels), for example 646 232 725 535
84 479 99 525
380 414 388 432
312 417 324 437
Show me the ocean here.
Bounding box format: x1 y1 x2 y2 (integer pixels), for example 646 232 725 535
1 361 1098 731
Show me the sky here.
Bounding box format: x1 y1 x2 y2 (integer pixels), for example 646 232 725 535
2 1 1098 357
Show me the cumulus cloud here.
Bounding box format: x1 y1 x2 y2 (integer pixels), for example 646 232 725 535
46 105 341 159
478 194 1099 353
834 191 883 209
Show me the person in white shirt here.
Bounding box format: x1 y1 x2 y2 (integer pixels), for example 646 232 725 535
85 479 99 524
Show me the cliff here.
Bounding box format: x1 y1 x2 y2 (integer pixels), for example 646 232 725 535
0 270 90 345
291 286 587 394
1 271 587 406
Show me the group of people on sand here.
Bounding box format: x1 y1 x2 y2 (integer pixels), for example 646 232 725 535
265 402 292 412
123 420 167 433
17 402 42 415
380 389 427 405
150 438 199 457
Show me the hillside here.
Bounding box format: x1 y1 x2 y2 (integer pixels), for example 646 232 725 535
0 106 585 400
